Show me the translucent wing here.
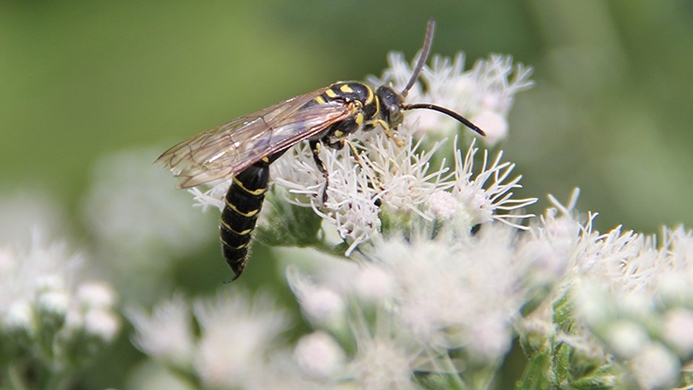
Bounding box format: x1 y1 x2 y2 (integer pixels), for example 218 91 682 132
156 87 353 188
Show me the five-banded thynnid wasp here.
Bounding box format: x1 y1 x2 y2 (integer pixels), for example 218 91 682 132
157 19 485 281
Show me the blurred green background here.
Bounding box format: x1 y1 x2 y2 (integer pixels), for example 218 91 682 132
1 0 693 387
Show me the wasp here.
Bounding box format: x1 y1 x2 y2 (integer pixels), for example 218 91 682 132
157 19 485 281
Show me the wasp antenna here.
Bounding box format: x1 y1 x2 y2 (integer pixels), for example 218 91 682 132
401 18 436 97
403 103 486 136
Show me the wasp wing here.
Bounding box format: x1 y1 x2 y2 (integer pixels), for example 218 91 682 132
157 87 353 188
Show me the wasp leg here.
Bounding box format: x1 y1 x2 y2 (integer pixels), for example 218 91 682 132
343 138 362 165
309 140 329 203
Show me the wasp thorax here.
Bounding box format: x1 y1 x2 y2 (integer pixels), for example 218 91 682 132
375 85 405 129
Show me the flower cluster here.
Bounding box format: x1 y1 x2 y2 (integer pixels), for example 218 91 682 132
269 133 536 257
127 291 324 389
141 49 693 389
275 189 693 389
278 191 571 389
0 235 120 389
517 190 693 389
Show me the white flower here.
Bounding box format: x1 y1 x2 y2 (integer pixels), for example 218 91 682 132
350 335 417 390
4 300 34 334
287 267 346 329
0 235 81 324
84 308 121 343
602 320 648 359
127 295 195 368
192 290 289 389
630 342 680 389
351 264 395 303
0 231 120 379
426 190 458 221
294 331 346 380
272 134 535 257
663 308 693 355
453 139 537 229
36 290 70 319
76 281 118 310
368 226 523 358
523 189 581 285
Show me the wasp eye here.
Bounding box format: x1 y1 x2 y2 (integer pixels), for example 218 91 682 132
389 106 404 127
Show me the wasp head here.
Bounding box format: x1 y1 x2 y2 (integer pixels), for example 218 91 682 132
375 85 405 130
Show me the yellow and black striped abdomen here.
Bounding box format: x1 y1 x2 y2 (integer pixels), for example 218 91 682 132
220 159 271 281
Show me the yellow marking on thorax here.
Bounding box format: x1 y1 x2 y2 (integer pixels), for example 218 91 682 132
339 84 354 93
364 86 374 105
354 113 364 127
325 89 338 98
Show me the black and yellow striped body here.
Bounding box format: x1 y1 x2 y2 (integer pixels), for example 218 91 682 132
220 152 284 281
218 83 411 280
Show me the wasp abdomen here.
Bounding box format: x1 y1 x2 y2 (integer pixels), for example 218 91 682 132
220 159 271 281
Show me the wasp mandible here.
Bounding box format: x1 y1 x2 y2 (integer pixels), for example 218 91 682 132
157 19 485 281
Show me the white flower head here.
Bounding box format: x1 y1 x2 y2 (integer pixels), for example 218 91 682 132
0 235 81 328
294 331 346 380
453 139 537 229
350 334 417 390
351 264 396 303
353 130 451 215
3 300 35 335
630 342 680 389
662 308 693 356
286 267 346 330
426 190 459 221
363 224 528 360
273 134 535 258
602 320 649 359
192 290 290 389
36 290 70 320
83 308 121 343
76 281 118 311
518 190 581 290
0 232 120 373
126 294 195 368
